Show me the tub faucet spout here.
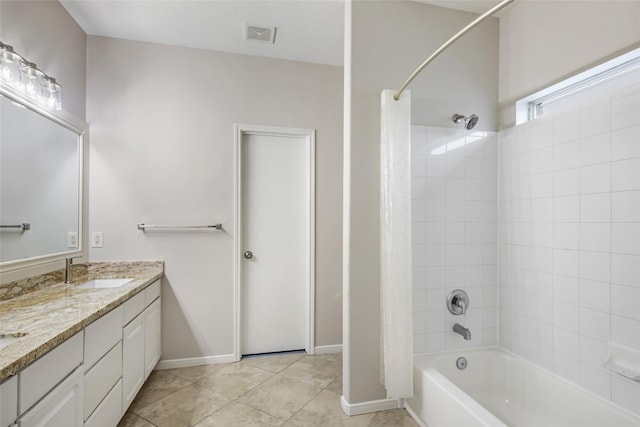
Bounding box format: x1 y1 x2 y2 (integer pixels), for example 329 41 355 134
453 323 472 340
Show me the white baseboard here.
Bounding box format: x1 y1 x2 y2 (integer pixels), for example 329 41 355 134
155 354 236 370
340 395 400 416
314 344 343 354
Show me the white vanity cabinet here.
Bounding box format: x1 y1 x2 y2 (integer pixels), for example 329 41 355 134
83 306 123 424
0 375 18 427
16 332 84 427
122 280 161 412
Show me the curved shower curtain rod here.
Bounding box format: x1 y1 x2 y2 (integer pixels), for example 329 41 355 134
393 0 516 101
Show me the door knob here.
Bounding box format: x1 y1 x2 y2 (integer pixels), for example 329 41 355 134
244 250 253 259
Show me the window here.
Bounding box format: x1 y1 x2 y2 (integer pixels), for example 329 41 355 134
516 47 640 124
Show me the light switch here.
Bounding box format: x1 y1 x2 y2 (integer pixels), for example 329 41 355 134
67 232 78 248
92 231 104 248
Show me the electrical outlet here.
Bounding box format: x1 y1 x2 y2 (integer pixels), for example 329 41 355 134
92 231 104 248
67 232 78 248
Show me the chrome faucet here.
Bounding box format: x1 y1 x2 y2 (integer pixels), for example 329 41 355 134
453 323 472 340
65 258 74 283
64 257 84 283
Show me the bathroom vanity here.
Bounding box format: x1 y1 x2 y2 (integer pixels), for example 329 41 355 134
0 261 163 427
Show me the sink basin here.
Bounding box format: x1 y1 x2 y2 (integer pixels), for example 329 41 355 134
0 332 27 350
77 278 133 289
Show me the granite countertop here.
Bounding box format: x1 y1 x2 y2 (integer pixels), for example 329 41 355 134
0 261 164 382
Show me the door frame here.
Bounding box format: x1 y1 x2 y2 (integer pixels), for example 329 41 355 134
233 124 316 361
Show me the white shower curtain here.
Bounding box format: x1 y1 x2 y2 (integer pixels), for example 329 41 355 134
380 89 413 398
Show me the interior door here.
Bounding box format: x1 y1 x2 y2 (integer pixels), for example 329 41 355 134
241 132 309 356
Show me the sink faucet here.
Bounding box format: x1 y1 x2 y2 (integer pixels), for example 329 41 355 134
65 258 74 283
64 257 83 283
453 323 472 340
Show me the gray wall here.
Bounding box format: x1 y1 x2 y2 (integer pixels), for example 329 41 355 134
344 0 499 405
86 36 344 360
0 0 86 120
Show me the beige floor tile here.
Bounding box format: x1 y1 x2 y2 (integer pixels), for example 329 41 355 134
117 412 156 427
134 382 230 427
284 390 375 427
241 352 305 373
194 402 284 427
240 375 321 421
195 362 272 400
280 354 341 388
164 363 226 382
129 370 192 412
368 408 420 426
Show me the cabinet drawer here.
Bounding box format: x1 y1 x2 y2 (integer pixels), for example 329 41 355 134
122 292 145 326
0 375 17 427
144 280 161 307
84 306 123 370
18 365 83 427
20 332 83 413
84 379 122 427
83 341 122 420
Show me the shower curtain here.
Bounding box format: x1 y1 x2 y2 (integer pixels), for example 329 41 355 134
380 89 413 398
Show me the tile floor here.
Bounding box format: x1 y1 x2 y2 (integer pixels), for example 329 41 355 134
118 352 419 426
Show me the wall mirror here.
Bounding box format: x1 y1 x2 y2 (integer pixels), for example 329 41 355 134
0 87 86 273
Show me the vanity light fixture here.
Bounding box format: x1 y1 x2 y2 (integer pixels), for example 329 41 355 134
0 41 62 110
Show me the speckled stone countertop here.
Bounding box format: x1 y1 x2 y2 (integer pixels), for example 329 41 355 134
0 261 163 382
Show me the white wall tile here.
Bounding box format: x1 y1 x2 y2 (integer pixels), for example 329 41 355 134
580 279 610 313
554 196 580 222
580 193 611 222
611 315 640 349
554 275 580 304
580 363 612 400
611 125 640 161
553 222 579 250
554 301 580 332
612 90 640 130
612 190 640 222
553 249 580 277
413 289 427 312
611 377 640 416
580 102 611 138
580 163 611 194
579 223 611 253
553 111 580 144
580 308 611 341
611 158 640 192
554 169 580 196
499 85 640 415
611 253 640 288
553 140 580 170
579 133 610 166
611 223 640 255
580 250 611 283
580 335 609 368
611 284 640 320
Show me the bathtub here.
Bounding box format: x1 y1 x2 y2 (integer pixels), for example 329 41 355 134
406 347 640 427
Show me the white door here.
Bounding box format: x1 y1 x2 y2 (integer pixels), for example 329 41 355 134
240 130 313 356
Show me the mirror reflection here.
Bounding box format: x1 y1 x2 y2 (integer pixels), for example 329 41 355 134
0 94 82 263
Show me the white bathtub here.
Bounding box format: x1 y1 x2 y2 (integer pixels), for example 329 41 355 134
406 347 640 427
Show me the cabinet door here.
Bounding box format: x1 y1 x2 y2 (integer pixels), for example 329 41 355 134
144 298 161 379
122 313 145 412
18 366 83 427
0 375 17 427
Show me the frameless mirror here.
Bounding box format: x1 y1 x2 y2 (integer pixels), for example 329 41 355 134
0 88 85 272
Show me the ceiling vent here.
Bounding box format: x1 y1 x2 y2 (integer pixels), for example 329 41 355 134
245 23 277 44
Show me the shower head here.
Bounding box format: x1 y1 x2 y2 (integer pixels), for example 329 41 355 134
452 113 479 130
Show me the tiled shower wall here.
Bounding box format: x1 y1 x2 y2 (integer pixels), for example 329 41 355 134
411 126 498 354
498 82 640 415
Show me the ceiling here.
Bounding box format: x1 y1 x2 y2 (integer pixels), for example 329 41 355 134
60 0 502 67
